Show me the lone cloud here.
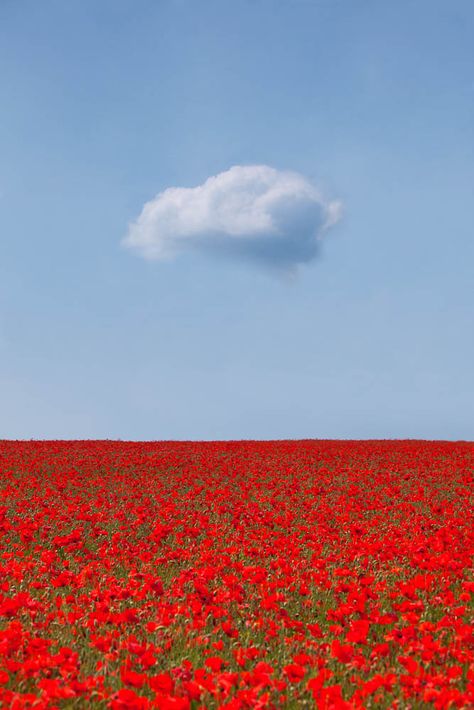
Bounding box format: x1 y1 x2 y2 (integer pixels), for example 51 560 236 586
123 165 342 273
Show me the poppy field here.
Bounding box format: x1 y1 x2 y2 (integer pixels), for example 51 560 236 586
0 439 473 709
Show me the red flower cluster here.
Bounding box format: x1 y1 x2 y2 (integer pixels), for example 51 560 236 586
0 439 473 708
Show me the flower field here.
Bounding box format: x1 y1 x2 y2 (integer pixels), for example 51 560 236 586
0 439 473 709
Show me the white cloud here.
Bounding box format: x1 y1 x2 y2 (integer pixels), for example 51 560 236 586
123 165 342 272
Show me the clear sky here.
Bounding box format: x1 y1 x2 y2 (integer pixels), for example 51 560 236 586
1 0 473 441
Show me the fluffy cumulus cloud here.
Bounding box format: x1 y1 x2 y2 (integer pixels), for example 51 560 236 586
123 165 342 272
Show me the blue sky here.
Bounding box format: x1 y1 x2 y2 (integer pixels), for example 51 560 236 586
0 0 473 440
